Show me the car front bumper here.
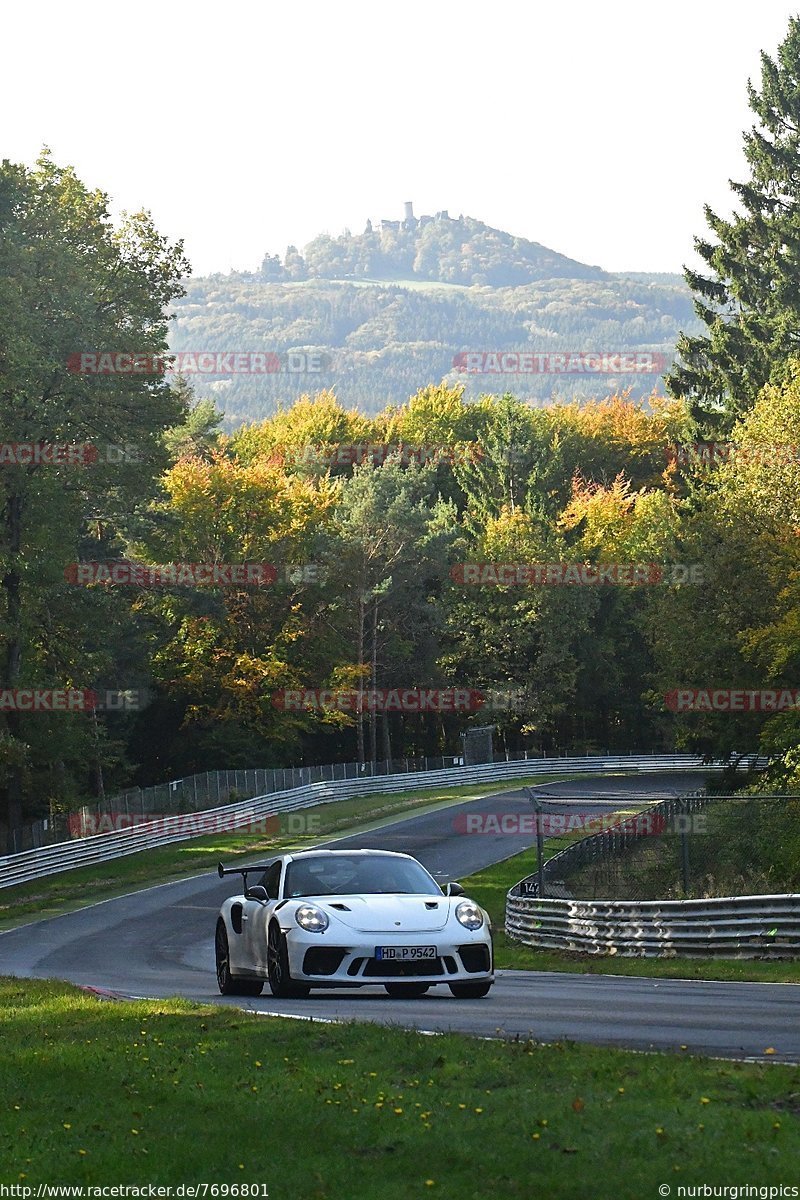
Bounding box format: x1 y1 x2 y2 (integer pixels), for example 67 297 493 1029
282 926 494 988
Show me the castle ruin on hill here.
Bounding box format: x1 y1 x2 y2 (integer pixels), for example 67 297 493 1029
372 201 453 235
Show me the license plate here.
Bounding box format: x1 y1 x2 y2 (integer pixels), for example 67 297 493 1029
375 945 436 961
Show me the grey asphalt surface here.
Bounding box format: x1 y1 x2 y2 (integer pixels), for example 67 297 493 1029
2 771 798 1062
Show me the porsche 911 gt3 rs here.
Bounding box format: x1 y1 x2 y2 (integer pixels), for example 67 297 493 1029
215 849 494 999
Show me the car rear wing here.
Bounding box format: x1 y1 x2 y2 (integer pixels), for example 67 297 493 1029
218 860 278 898
217 860 276 887
218 860 275 878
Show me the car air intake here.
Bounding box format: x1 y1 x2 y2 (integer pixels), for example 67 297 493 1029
302 947 348 976
457 945 491 973
362 957 444 978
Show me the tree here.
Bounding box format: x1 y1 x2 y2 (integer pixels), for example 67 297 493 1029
260 252 283 280
229 391 375 474
712 363 800 762
0 151 188 848
643 368 800 760
283 245 307 280
137 451 339 772
320 461 457 763
558 474 685 752
452 394 540 529
667 17 800 430
163 380 224 462
440 505 597 752
382 382 478 447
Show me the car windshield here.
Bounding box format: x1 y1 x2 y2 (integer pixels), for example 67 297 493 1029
283 854 440 898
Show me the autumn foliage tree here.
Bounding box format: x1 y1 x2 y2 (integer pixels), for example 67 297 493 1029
0 152 188 849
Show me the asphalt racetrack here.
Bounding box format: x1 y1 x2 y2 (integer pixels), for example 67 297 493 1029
2 772 798 1062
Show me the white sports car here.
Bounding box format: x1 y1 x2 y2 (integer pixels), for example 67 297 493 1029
215 849 494 999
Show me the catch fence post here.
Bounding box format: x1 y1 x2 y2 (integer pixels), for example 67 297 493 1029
525 787 545 898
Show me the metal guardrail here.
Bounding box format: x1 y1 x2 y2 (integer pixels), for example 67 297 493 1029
0 753 722 890
9 756 470 851
505 778 800 959
505 892 800 959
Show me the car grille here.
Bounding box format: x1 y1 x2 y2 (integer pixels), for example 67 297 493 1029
302 947 348 976
361 956 445 978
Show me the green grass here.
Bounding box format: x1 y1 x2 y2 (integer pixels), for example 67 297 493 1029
563 795 800 900
0 979 796 1198
0 773 578 931
461 847 800 984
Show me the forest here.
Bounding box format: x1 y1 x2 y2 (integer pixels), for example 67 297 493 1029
5 14 800 850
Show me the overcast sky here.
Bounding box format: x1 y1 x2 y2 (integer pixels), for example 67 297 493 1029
4 0 798 277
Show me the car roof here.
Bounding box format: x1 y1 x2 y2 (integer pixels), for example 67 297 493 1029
283 849 415 863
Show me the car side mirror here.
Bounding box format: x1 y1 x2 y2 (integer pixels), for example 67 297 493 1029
247 885 269 902
447 881 465 897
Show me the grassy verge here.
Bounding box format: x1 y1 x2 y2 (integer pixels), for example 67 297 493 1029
0 979 797 1198
0 772 579 931
462 847 800 983
565 795 800 899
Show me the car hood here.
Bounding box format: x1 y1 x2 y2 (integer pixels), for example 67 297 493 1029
314 894 452 933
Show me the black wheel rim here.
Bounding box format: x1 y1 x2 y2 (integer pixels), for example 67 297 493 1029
215 924 229 990
267 925 283 987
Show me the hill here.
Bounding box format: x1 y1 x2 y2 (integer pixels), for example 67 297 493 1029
170 207 699 424
260 207 606 287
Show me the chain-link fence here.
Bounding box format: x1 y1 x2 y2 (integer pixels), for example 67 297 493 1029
9 749 558 852
535 792 800 900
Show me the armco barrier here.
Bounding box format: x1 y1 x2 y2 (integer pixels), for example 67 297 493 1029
0 754 735 891
505 778 799 959
505 891 800 959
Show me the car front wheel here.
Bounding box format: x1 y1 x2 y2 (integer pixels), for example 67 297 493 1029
449 980 492 999
267 922 310 999
215 920 264 996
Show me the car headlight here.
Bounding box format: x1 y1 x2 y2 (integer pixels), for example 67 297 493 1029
295 904 329 933
455 900 484 930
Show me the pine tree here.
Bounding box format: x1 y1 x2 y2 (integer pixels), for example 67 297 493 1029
667 17 800 431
